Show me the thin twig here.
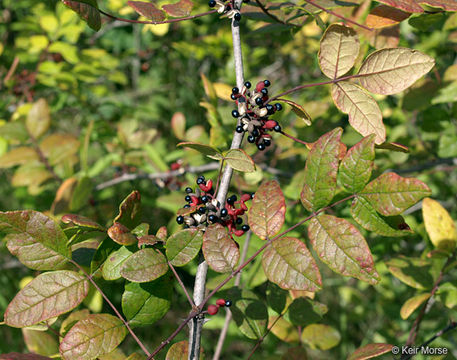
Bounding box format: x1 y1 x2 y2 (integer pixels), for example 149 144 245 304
99 9 216 25
404 254 455 350
168 260 195 307
3 56 19 84
70 260 151 356
212 231 252 360
247 312 285 359
280 130 310 146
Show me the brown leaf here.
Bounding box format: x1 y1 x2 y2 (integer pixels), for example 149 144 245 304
128 1 166 21
366 5 411 29
108 222 137 246
162 0 193 17
375 0 457 13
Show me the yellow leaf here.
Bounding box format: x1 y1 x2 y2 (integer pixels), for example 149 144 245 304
423 198 457 251
213 83 232 101
400 293 431 320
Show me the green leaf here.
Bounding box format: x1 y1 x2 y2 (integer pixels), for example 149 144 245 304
269 316 299 343
422 198 457 252
300 128 343 212
288 298 322 326
360 172 431 216
202 224 239 273
228 288 268 340
358 48 435 95
91 239 120 275
266 282 288 314
108 222 137 246
5 271 89 327
351 196 413 237
248 180 286 240
385 256 434 289
166 229 203 266
61 0 101 31
177 141 222 160
301 324 341 350
60 309 91 337
338 135 376 193
308 215 379 284
332 82 385 144
69 176 93 211
0 147 39 168
262 237 322 291
162 0 193 17
171 112 186 139
319 23 359 79
22 328 59 356
48 42 80 64
122 277 172 327
127 1 166 21
59 314 127 359
347 343 394 360
223 149 255 173
101 246 133 280
400 293 431 320
0 210 70 270
120 248 168 282
278 99 312 126
437 283 457 309
114 190 142 230
26 99 50 139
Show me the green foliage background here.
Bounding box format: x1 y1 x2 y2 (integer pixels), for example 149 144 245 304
1 0 457 358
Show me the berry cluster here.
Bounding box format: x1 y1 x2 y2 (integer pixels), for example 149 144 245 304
176 176 253 237
231 80 283 151
207 298 232 315
208 0 248 21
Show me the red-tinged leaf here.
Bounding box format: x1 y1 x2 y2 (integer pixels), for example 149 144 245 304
166 229 203 266
127 1 166 22
375 0 457 13
59 314 127 359
108 222 137 246
351 196 413 237
102 246 133 280
338 134 376 193
176 204 203 216
114 190 142 230
138 235 160 247
177 141 223 160
162 0 193 17
360 172 431 216
166 340 204 359
0 354 52 360
170 112 186 139
347 343 394 360
120 248 168 282
300 128 342 212
60 309 91 337
224 149 256 173
400 293 431 320
262 237 322 291
202 223 240 273
385 256 434 289
61 0 101 31
248 180 286 240
156 226 167 241
301 324 341 350
5 271 89 328
278 99 312 126
366 5 411 29
122 276 172 327
332 82 385 144
308 215 379 284
319 23 360 79
358 48 435 95
61 214 105 231
0 210 70 270
375 142 409 153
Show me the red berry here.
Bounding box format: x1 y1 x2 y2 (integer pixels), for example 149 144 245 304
207 304 219 315
263 120 277 129
216 299 226 307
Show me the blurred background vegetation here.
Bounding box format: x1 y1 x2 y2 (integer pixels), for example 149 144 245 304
1 0 457 358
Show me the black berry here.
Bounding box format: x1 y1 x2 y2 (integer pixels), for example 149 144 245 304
208 214 217 223
261 88 268 95
228 195 237 204
241 224 250 232
244 81 251 89
234 12 241 21
183 204 190 208
236 217 243 224
197 177 205 185
266 104 274 114
232 87 239 94
201 195 208 203
264 139 271 147
225 300 232 307
185 187 193 193
231 93 237 100
247 135 255 143
185 195 192 202
221 208 228 217
198 207 207 214
255 97 263 106
252 129 259 137
257 143 266 151
208 0 216 7
236 125 244 133
232 110 240 118
274 124 281 132
176 216 184 224
264 80 271 87
275 103 282 111
250 193 255 199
